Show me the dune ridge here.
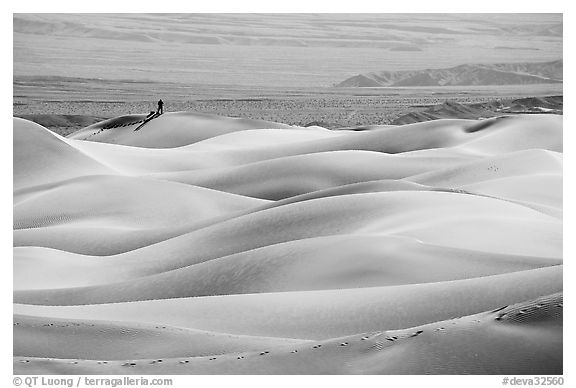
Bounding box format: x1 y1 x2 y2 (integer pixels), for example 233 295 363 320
14 293 562 374
13 111 562 374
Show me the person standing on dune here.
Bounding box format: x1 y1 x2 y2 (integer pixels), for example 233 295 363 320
157 99 164 115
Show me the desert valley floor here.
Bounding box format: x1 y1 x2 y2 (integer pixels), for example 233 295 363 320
13 111 562 374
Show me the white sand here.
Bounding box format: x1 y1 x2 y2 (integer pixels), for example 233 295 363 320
14 293 562 374
13 112 563 374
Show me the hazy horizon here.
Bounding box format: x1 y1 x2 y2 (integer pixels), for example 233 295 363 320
13 13 562 87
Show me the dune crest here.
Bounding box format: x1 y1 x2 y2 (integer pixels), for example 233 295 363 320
67 112 295 148
14 293 562 374
13 112 562 374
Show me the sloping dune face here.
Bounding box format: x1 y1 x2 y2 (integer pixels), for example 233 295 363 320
13 112 562 374
67 112 294 148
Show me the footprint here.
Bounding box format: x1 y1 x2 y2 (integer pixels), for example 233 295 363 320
495 313 507 321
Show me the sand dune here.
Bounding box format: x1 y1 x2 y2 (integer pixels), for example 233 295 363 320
13 119 115 190
13 112 562 374
68 112 295 148
391 96 563 124
148 150 477 200
14 314 308 361
187 115 564 162
13 174 267 255
14 265 562 339
16 189 560 266
410 149 562 186
14 174 267 229
172 125 343 150
14 114 562 185
14 293 562 374
460 174 562 217
13 237 560 305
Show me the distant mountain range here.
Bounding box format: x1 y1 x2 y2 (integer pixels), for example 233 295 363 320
335 60 562 87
